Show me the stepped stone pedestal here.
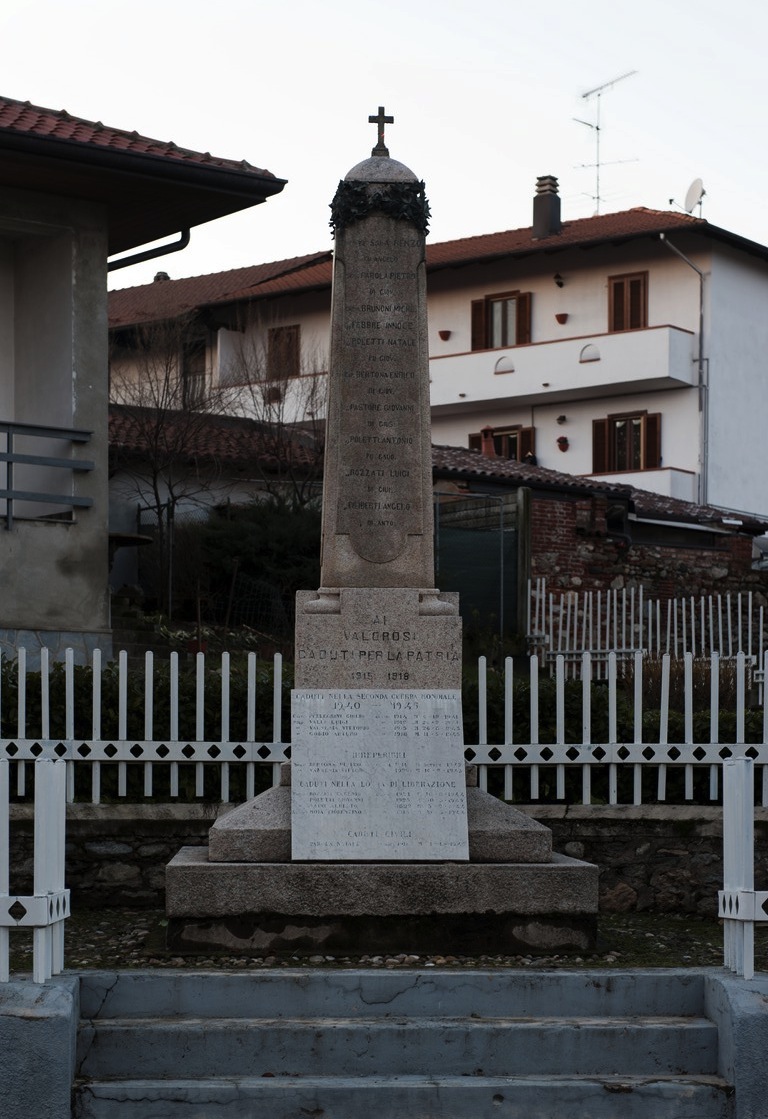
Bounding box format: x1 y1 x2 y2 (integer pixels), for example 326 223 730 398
166 763 598 956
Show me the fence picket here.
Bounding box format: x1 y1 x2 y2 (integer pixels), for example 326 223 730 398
503 656 514 801
478 656 488 793
144 652 154 798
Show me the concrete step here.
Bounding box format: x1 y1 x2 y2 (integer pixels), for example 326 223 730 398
78 968 710 1020
73 969 733 1119
77 1014 718 1080
74 1073 733 1119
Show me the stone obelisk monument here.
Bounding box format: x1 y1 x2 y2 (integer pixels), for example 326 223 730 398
292 107 468 862
165 112 598 956
295 106 461 692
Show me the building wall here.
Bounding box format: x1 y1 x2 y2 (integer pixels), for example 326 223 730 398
707 244 768 518
427 238 707 491
0 186 110 649
527 489 763 601
426 238 703 355
216 291 330 425
431 387 700 482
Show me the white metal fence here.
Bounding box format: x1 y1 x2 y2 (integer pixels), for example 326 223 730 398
2 645 768 981
2 647 768 806
528 579 767 687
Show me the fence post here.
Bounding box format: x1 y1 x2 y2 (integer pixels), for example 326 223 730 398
32 759 70 983
0 759 9 981
0 758 70 984
718 757 768 979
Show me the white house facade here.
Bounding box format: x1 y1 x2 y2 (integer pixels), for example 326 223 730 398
108 176 768 522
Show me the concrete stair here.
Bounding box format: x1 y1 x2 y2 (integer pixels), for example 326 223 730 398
73 969 734 1119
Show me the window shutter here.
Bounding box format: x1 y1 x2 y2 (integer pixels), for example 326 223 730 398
644 413 662 469
592 418 609 472
471 300 487 351
267 325 300 380
628 275 647 329
519 426 535 458
516 292 532 344
609 279 625 332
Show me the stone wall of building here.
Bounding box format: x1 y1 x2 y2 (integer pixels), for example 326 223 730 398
9 802 767 915
529 490 767 602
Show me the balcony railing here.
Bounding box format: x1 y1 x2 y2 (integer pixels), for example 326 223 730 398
0 419 94 530
429 325 696 410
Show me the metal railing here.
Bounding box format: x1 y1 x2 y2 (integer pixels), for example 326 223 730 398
0 418 94 529
2 646 768 981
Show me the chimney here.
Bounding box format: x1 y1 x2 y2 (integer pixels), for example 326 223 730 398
154 271 171 282
480 426 497 458
532 175 561 239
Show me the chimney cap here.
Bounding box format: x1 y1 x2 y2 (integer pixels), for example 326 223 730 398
535 175 559 195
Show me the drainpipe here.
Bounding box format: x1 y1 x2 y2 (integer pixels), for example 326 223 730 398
659 233 708 505
107 229 191 273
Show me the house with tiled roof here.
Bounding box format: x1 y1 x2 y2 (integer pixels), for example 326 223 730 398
103 395 768 639
109 174 768 529
0 93 285 661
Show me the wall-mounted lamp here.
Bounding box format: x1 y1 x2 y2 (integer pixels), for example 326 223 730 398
553 273 564 288
556 414 567 425
555 312 569 325
579 344 601 363
557 435 569 452
438 329 452 341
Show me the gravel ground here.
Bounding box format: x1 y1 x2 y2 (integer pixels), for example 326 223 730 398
8 908 767 975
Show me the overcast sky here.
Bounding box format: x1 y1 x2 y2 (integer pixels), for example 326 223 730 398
3 0 766 289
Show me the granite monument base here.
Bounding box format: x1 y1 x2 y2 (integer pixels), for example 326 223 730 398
207 764 553 864
165 849 598 956
165 767 598 957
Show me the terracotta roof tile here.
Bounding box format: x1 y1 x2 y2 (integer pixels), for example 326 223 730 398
0 94 276 177
431 445 768 533
109 405 320 471
109 253 331 328
107 416 768 534
425 207 708 268
109 204 768 330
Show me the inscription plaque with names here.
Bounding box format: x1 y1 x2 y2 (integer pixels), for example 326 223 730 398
291 689 468 862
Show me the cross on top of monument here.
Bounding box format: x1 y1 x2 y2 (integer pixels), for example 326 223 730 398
369 105 394 157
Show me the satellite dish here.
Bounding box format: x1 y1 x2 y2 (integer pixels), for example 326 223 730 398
684 178 706 214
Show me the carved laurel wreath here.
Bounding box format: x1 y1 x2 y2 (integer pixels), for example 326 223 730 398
329 180 431 236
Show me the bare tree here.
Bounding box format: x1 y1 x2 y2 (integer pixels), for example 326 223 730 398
108 307 329 614
109 314 234 612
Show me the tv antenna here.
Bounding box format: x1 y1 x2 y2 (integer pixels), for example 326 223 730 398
574 69 637 213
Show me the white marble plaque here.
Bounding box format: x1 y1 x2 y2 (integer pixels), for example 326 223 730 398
291 689 468 862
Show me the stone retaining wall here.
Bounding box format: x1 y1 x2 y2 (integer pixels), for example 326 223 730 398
8 802 768 915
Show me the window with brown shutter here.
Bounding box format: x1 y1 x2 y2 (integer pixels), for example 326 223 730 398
469 425 535 460
608 272 648 332
267 324 300 380
470 291 532 350
592 411 661 471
